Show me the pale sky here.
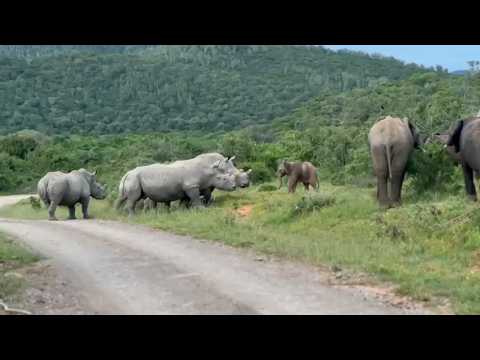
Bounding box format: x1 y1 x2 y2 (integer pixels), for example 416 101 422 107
323 45 480 72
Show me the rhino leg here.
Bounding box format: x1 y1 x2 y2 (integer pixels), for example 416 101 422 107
48 202 58 221
81 197 91 219
185 187 203 208
163 201 170 212
68 206 76 220
126 198 138 217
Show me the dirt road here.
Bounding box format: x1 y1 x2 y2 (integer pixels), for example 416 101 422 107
0 195 428 314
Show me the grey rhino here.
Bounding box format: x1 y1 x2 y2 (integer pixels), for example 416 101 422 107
368 116 421 208
143 166 252 211
115 153 238 216
434 116 480 201
37 169 107 221
185 167 252 207
277 160 318 193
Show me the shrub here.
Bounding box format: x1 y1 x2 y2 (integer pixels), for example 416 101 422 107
29 196 41 210
408 142 463 197
257 184 277 192
246 162 274 183
291 193 336 216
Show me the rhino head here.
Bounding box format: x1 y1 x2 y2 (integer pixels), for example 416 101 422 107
79 169 107 200
211 161 237 191
235 169 252 188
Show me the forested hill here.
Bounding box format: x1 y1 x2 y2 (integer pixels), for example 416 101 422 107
0 45 150 58
272 70 480 135
0 45 433 135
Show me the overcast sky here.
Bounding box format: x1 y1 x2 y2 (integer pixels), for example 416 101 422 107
323 45 480 72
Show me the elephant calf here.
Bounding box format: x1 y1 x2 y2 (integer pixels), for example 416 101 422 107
277 160 319 193
368 116 420 208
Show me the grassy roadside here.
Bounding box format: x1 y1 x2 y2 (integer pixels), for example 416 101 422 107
2 182 480 314
0 231 39 301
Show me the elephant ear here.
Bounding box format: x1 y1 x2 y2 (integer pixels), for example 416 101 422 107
447 120 464 153
407 121 421 149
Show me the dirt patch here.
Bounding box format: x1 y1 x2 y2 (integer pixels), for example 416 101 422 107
235 205 254 218
2 260 94 315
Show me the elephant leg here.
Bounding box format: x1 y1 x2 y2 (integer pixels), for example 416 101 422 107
376 174 390 208
81 198 91 219
288 177 298 193
304 183 309 192
68 206 76 220
462 163 477 201
390 169 406 207
48 201 59 221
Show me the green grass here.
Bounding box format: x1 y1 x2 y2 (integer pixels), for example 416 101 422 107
3 183 480 313
0 231 39 300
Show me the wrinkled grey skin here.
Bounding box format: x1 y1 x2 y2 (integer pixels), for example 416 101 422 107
435 117 480 201
194 168 252 207
37 169 107 221
368 116 421 208
116 153 238 216
143 168 252 212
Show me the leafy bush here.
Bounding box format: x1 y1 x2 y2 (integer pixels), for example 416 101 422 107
257 184 277 192
408 143 463 196
291 193 336 216
247 162 274 183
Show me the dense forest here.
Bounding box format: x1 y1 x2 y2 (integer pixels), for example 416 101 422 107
0 45 432 135
0 45 478 196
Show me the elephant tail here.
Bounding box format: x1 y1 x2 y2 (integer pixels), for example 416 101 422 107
385 144 393 180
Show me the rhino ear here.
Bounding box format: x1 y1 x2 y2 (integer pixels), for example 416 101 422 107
92 170 97 176
246 169 252 175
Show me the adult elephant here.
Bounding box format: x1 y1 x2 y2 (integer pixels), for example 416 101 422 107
368 116 421 208
435 116 480 201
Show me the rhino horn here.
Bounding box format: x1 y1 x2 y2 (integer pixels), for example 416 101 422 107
229 156 236 162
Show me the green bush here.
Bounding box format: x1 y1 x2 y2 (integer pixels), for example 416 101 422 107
257 184 277 192
408 143 463 197
247 162 274 184
291 193 336 216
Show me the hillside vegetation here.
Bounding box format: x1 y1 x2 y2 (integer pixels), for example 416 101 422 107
0 45 429 135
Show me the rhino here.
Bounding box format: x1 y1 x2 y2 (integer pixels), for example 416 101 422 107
115 153 238 216
37 168 107 221
191 167 252 206
143 166 252 211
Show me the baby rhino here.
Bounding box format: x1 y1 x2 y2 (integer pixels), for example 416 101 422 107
37 169 107 221
277 160 319 193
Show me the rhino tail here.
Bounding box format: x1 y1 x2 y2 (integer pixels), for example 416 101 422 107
115 172 130 210
37 178 49 206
